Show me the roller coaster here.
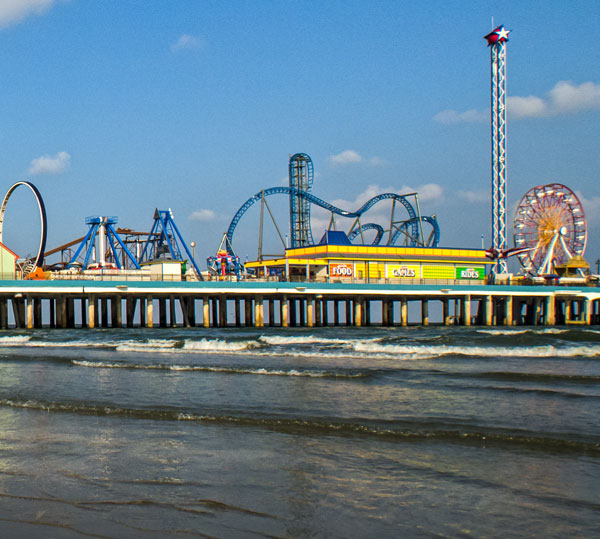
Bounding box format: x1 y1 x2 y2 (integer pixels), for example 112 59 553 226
223 153 440 261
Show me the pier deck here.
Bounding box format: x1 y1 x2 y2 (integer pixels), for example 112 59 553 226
1 280 598 329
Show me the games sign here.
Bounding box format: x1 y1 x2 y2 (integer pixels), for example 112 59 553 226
386 264 420 279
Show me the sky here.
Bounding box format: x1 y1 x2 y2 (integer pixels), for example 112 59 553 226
0 0 599 270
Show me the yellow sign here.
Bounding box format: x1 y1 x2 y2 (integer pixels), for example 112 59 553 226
386 264 420 278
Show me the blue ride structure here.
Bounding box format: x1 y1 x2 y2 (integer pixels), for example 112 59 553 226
223 153 440 260
289 153 314 248
139 209 204 279
66 216 140 270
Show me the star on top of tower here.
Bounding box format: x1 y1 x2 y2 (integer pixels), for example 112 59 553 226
484 25 510 46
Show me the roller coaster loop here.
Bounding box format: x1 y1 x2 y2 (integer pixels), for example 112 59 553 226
0 181 47 268
347 223 385 245
226 187 423 252
390 215 440 247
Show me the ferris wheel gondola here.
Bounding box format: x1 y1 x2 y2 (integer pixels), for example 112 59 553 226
513 183 587 275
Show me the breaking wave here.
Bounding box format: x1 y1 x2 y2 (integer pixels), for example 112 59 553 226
0 335 32 345
71 360 368 378
258 335 352 346
351 342 600 359
477 328 568 336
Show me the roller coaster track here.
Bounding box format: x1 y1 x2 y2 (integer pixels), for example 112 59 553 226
347 223 385 245
226 187 425 251
390 215 440 247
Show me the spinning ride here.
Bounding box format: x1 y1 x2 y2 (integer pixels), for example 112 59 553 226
513 183 587 275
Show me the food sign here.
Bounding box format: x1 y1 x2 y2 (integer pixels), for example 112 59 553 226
329 263 353 278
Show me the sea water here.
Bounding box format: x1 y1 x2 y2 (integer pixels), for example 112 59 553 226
0 326 598 537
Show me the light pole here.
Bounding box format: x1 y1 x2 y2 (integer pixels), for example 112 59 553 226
190 241 196 261
595 258 599 275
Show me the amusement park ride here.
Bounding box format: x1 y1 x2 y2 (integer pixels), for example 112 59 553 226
214 152 441 277
0 23 592 283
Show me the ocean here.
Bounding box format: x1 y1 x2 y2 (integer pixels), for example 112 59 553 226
0 325 598 537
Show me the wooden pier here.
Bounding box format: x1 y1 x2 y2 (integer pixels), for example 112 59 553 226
1 280 599 329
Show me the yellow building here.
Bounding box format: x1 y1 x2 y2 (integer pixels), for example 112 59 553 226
0 242 18 280
245 242 493 284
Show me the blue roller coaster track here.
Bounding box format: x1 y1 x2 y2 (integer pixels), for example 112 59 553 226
226 187 439 252
347 223 385 245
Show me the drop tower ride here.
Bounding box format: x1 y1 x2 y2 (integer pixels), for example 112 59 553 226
485 25 510 275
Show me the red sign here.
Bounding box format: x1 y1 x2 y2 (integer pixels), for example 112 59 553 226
330 263 353 277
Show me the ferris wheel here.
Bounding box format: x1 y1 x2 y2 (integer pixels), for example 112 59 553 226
513 183 587 275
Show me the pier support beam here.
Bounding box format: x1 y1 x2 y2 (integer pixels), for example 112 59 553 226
584 298 593 325
545 296 555 326
254 296 264 327
146 297 154 328
504 296 513 326
462 296 471 326
400 298 407 327
281 297 288 327
234 298 241 327
203 297 210 328
307 299 314 327
382 299 389 327
421 299 429 326
0 298 7 329
442 299 451 326
219 297 227 327
354 298 363 327
245 298 254 327
485 295 493 326
26 297 34 329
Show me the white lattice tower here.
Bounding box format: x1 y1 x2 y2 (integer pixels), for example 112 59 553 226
485 26 510 275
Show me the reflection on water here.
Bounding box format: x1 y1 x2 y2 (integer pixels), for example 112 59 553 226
0 326 597 536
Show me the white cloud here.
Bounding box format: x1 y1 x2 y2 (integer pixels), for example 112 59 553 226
328 150 387 167
0 0 56 28
575 190 600 226
458 189 488 203
171 34 204 52
403 182 444 203
368 156 387 166
434 80 600 123
189 209 216 222
508 95 546 118
433 108 487 124
28 151 70 175
329 149 362 166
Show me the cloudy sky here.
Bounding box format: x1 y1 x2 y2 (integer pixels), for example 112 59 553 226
0 0 598 267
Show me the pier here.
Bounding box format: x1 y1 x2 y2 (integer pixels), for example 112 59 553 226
2 280 599 329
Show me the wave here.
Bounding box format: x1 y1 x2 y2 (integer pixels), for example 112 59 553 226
477 328 567 336
183 338 258 352
0 335 32 345
351 342 600 359
258 335 352 346
71 360 367 378
1 397 598 455
116 339 179 353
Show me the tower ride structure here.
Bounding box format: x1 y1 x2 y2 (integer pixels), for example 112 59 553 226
485 25 510 275
288 153 314 248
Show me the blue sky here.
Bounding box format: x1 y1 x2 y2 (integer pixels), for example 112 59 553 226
0 0 599 269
